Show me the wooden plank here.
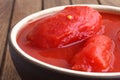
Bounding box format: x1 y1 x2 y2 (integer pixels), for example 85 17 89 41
1 47 21 80
1 0 42 80
43 0 70 9
71 0 98 4
11 0 42 27
100 0 120 7
0 0 13 69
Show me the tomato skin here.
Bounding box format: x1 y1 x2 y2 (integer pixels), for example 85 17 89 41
27 6 102 49
71 35 115 72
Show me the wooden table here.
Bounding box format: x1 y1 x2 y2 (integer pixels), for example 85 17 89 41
0 0 120 80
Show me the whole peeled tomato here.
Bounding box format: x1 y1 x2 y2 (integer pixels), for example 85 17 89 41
71 35 115 72
27 6 102 49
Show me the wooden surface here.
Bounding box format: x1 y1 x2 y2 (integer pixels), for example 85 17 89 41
0 0 120 80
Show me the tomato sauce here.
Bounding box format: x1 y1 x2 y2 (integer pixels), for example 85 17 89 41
17 11 120 72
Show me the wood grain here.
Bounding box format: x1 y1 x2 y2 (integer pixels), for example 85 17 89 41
11 0 42 27
1 47 21 80
0 0 14 70
1 0 42 80
100 0 120 7
71 0 99 4
43 0 70 9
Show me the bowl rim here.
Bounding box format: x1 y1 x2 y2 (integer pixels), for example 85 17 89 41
10 4 120 78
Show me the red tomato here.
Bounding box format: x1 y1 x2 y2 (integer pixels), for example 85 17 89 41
27 6 102 49
71 35 115 72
